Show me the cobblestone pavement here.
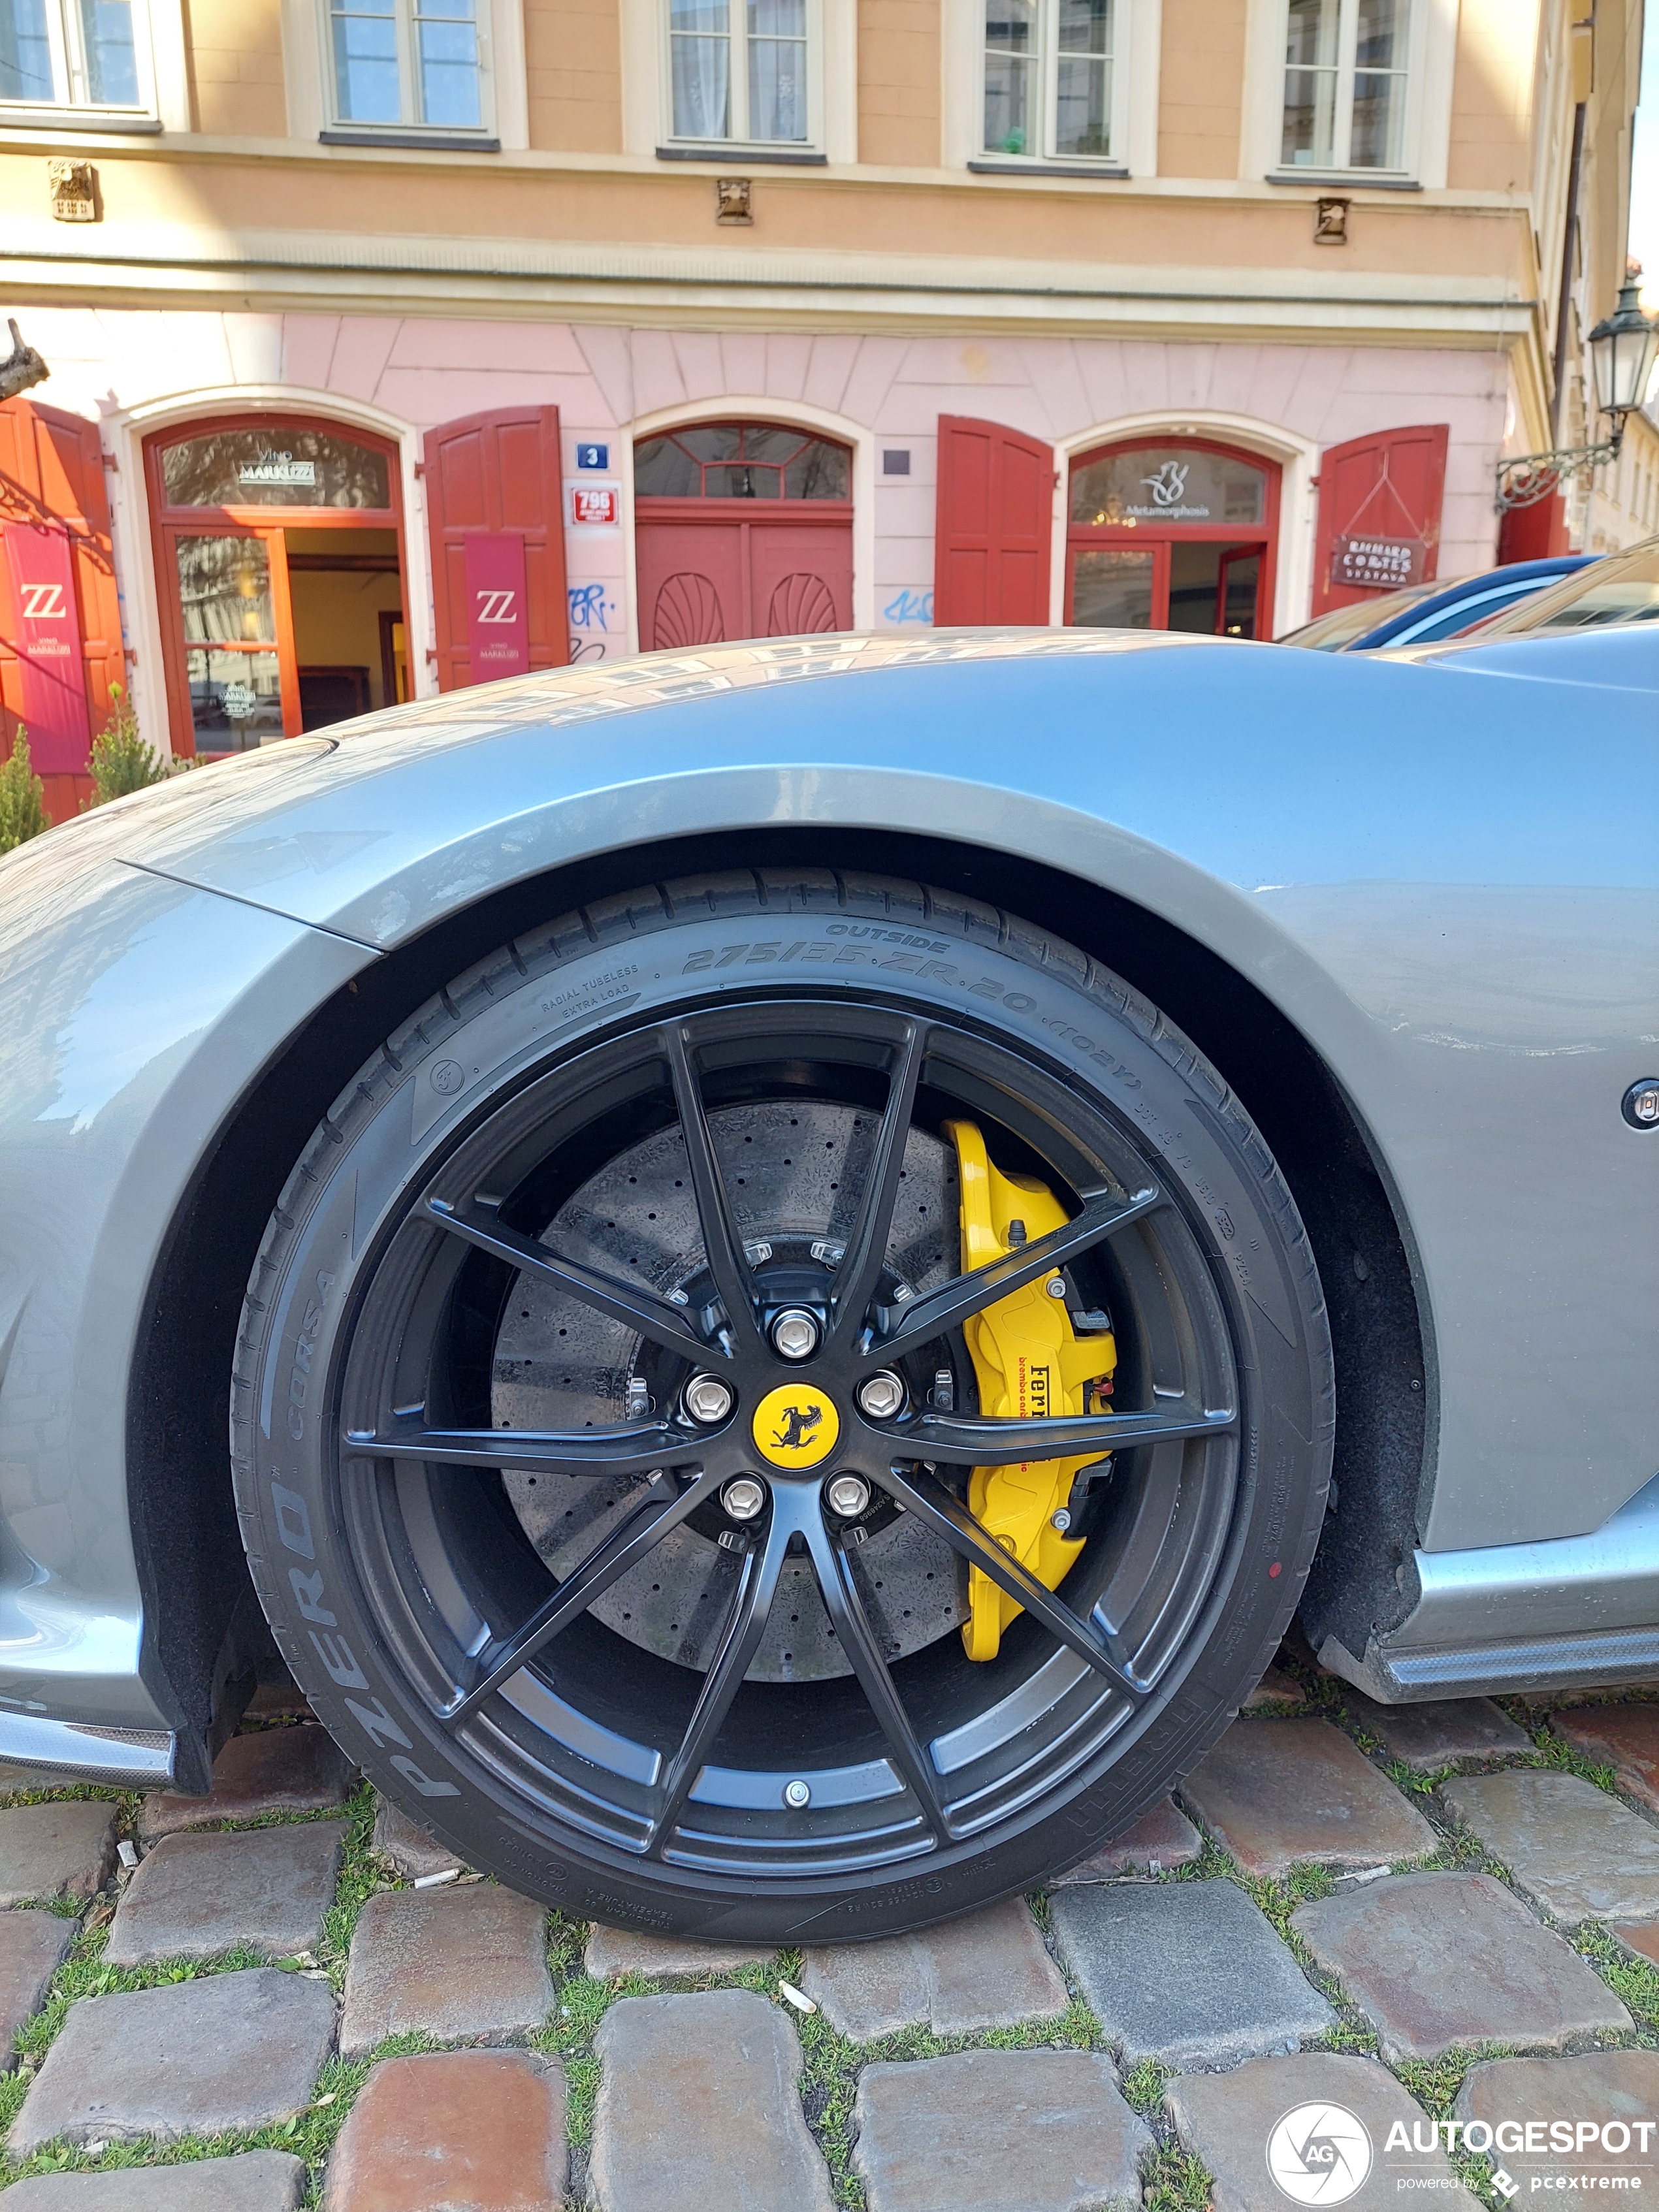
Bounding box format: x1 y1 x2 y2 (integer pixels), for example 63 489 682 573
1 1654 1658 2207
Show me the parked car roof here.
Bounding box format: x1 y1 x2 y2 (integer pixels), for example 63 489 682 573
1278 556 1594 652
1458 534 1659 636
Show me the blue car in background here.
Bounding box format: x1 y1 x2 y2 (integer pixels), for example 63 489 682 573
1280 554 1594 650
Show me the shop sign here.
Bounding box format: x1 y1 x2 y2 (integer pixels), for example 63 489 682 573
1331 532 1427 590
567 482 620 526
464 532 530 680
1 520 90 773
237 449 317 489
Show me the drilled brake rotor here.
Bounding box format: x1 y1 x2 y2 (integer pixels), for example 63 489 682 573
492 1098 970 1680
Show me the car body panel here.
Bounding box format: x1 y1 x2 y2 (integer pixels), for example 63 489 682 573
0 628 1653 1758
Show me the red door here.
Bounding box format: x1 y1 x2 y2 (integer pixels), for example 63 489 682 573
933 416 1054 624
1312 424 1449 617
425 406 569 690
0 397 123 822
632 422 854 650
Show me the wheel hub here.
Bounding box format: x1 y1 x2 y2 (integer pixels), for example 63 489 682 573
493 1096 969 1680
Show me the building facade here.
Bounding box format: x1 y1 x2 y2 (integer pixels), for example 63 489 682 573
0 0 1647 806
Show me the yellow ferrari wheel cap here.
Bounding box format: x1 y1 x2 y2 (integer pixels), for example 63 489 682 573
752 1382 840 1470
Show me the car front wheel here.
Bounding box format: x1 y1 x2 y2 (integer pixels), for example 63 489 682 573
232 870 1332 1942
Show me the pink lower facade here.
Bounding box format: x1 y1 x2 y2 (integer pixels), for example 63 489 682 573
20 305 1517 756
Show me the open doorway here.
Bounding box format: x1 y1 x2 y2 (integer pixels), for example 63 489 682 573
146 417 408 754
1065 439 1279 638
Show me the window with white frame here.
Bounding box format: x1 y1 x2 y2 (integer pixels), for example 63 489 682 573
1 0 148 114
982 0 1118 165
666 0 815 149
327 0 491 134
1281 0 1410 174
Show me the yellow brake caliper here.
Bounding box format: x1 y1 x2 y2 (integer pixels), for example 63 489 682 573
944 1120 1118 1662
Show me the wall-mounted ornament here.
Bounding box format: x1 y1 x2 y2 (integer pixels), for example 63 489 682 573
1314 196 1350 246
48 161 98 222
716 177 753 226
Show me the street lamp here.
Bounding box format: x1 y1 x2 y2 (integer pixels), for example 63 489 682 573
1496 274 1658 511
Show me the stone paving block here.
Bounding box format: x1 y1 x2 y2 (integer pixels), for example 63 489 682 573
590 1988 833 2212
1166 2050 1481 2211
104 1819 347 1966
0 1910 73 2060
583 1923 775 1979
1517 1684 1659 1708
1048 1799 1204 1885
1293 1870 1630 2063
1614 1920 1659 1966
138 1725 355 1841
1345 1691 1531 1769
1455 2048 1659 2194
7 1966 337 2154
1553 1703 1659 1812
372 1800 463 1881
340 1882 552 2060
1441 1769 1659 1924
852 2047 1150 2212
1050 1878 1334 2070
247 1668 312 1720
799 1899 1068 2042
323 2048 566 2211
0 2151 308 2208
0 1803 115 1907
1180 1717 1436 1878
1243 1665 1308 1712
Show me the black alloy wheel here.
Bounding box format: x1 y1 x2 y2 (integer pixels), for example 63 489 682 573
234 872 1332 1942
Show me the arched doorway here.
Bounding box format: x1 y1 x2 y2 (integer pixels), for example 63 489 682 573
1065 437 1280 638
633 421 854 649
145 415 409 755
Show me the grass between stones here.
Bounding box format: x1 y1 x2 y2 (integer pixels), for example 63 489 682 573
5 1672 1659 2208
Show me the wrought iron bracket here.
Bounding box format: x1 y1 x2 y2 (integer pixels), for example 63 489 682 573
1494 429 1624 511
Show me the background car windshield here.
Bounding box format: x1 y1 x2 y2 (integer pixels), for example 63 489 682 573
1476 539 1659 634
1278 583 1436 649
1389 577 1560 645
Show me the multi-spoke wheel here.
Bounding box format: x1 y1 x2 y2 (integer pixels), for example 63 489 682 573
233 873 1332 1940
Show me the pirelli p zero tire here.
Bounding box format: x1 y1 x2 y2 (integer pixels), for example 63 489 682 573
232 871 1333 1944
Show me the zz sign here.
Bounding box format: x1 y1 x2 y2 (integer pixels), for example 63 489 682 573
19 581 67 622
462 534 530 681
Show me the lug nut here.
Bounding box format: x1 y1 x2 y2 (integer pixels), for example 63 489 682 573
784 1778 811 1809
721 1476 767 1522
770 1307 820 1361
826 1473 871 1518
1050 1508 1072 1533
856 1370 905 1420
685 1374 735 1425
1046 1277 1067 1299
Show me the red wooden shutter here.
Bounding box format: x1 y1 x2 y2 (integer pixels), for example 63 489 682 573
933 416 1054 625
0 397 123 820
1312 423 1450 616
423 406 569 690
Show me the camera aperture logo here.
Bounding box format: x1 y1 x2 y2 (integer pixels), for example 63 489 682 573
1268 2101 1374 2205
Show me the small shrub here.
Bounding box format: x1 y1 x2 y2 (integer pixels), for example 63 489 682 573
0 730 48 854
88 684 170 805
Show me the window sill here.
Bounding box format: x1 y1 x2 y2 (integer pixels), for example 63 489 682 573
655 144 827 165
968 159 1128 179
318 128 500 152
1264 168 1421 191
0 107 161 133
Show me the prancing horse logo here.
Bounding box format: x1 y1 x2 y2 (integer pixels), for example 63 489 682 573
772 1403 823 1452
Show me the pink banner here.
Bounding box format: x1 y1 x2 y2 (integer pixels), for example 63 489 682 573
464 532 530 682
3 522 90 775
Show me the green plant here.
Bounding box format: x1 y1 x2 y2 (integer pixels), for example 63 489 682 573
88 685 170 805
0 728 48 854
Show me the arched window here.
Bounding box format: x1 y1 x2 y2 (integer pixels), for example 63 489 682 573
634 421 850 502
1065 437 1280 638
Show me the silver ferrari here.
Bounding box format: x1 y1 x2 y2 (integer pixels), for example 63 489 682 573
0 624 1654 1942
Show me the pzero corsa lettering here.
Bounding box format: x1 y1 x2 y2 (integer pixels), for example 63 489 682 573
231 871 1331 1942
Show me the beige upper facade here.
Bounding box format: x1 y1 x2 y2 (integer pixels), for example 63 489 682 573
0 0 1645 461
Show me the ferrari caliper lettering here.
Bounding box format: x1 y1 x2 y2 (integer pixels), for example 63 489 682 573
944 1120 1117 1662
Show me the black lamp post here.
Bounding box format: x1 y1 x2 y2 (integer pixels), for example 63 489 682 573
1496 274 1658 511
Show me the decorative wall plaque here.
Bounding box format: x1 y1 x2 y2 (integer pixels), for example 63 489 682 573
716 177 754 225
48 161 97 223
